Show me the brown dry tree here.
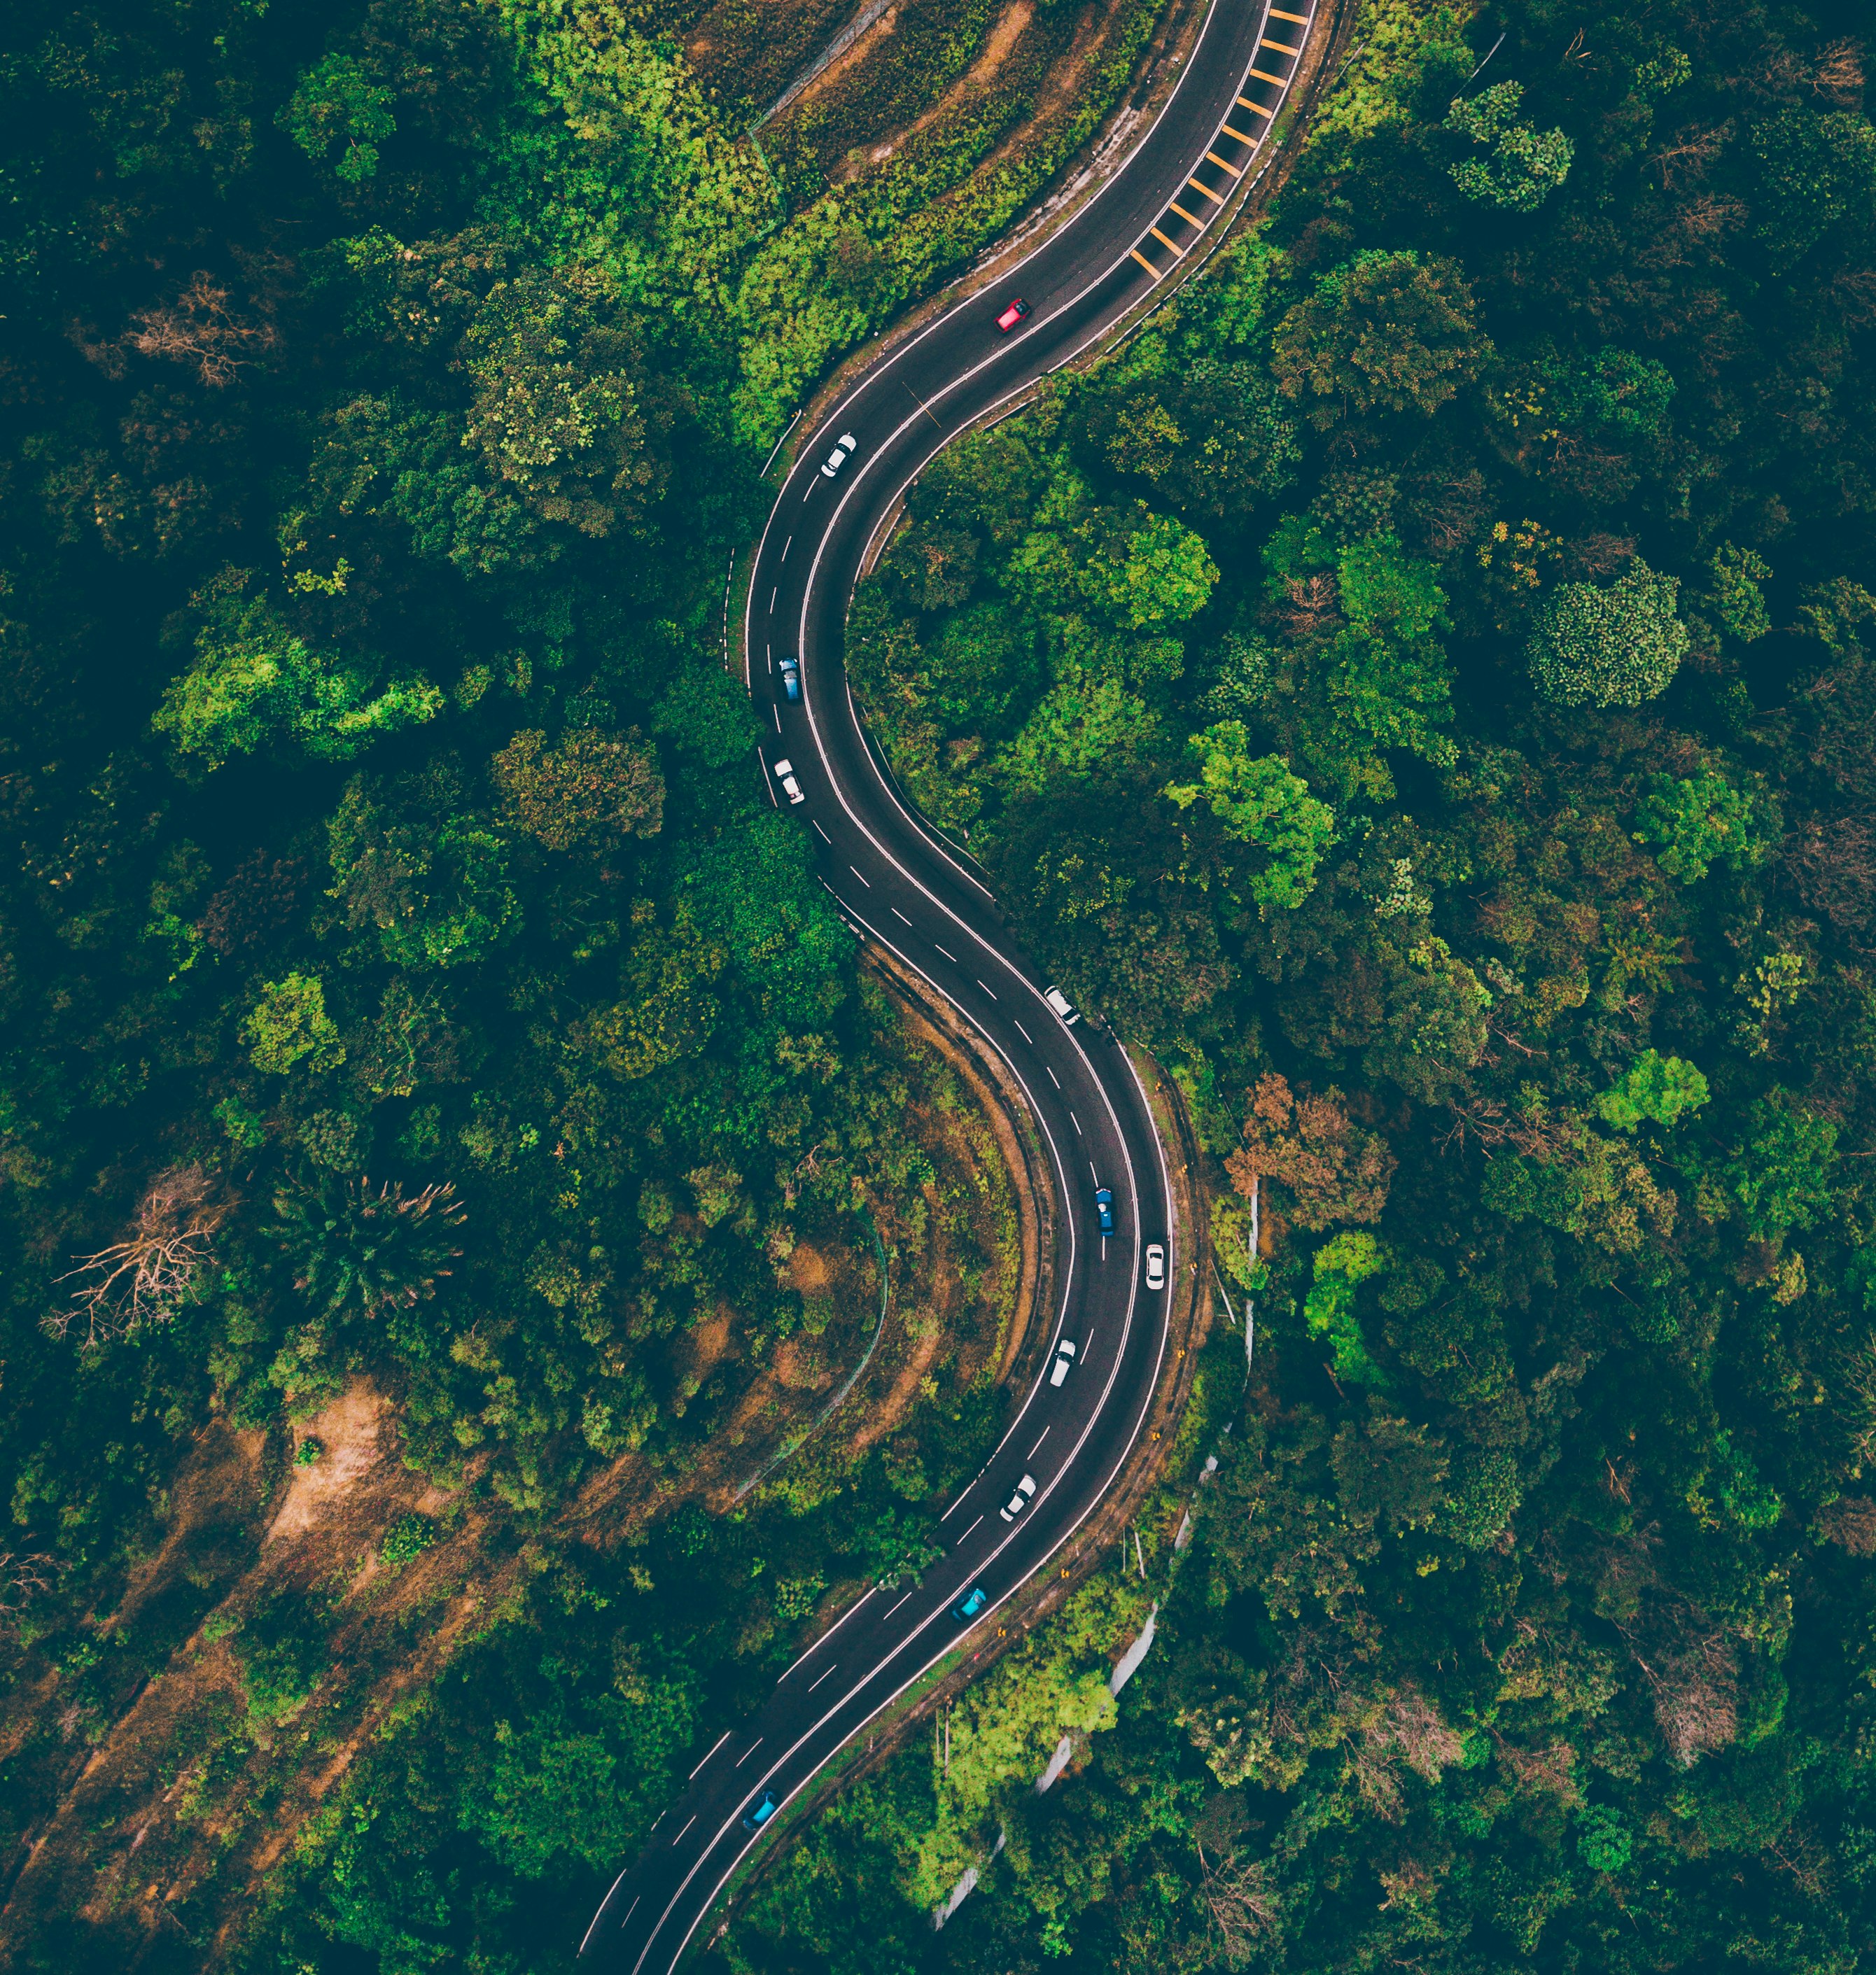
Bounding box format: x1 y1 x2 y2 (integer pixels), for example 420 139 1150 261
46 1165 229 1346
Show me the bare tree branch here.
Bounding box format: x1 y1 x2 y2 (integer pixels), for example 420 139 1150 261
46 1165 230 1346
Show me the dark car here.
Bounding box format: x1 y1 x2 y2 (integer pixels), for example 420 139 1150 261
951 1584 989 1622
741 1790 778 1832
779 655 802 703
996 297 1032 332
1094 1187 1114 1235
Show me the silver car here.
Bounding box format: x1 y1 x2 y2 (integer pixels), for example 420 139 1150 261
772 757 806 805
1144 1244 1166 1291
999 1473 1037 1522
1049 1337 1077 1387
820 433 858 479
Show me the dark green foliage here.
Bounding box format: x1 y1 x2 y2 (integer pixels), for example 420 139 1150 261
267 1172 466 1321
792 2 1876 1971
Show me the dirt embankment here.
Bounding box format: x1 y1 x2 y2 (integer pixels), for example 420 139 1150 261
0 974 1054 1966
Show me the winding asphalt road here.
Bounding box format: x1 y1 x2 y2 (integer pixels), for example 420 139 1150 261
580 1 1319 1964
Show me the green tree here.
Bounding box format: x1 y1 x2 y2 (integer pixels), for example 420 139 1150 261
1597 1050 1709 1132
1527 558 1688 707
1634 767 1769 882
1710 543 1772 642
1751 105 1876 268
1723 1095 1837 1242
277 54 396 183
153 575 442 772
1303 1232 1389 1386
328 775 519 971
244 974 346 1076
269 1173 467 1321
462 265 666 540
492 727 664 853
1445 82 1574 212
1164 723 1336 913
1270 251 1489 428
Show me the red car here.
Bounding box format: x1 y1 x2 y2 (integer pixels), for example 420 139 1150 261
996 297 1032 332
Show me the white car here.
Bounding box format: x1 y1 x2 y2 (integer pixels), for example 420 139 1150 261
820 433 858 479
1049 1337 1077 1387
772 757 806 805
1044 985 1080 1027
1144 1244 1166 1291
999 1473 1037 1522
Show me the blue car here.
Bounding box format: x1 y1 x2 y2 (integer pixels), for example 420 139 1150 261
741 1790 778 1832
779 656 802 703
951 1585 989 1622
1094 1187 1114 1235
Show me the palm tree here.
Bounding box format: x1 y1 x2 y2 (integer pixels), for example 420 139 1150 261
270 1172 466 1320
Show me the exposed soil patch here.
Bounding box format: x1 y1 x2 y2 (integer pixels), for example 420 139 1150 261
864 0 1033 167
267 1382 384 1543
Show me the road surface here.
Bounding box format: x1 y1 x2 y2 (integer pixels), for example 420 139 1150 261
580 0 1318 1963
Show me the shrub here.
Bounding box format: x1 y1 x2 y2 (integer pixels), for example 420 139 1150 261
380 1512 437 1569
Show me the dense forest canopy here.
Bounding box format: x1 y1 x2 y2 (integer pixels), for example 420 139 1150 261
4 0 1876 1969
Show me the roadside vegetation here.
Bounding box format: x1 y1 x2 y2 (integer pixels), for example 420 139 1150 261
0 0 1105 1963
790 0 1876 1967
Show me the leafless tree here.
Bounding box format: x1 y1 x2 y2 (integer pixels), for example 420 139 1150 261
1196 1844 1279 1966
0 1551 62 1633
1353 1685 1466 1815
1278 572 1338 638
1810 38 1865 107
1630 1626 1739 1768
123 272 279 388
46 1165 229 1345
1650 120 1733 192
1819 1495 1876 1556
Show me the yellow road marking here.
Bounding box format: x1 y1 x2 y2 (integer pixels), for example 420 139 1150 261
1236 95 1270 115
1169 200 1204 227
1270 6 1309 20
1222 122 1259 145
1130 247 1159 274
1261 36 1301 52
1186 175 1226 203
1205 150 1242 175
1249 64 1289 83
1149 226 1185 255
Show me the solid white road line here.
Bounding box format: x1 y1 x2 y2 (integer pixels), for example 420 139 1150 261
688 1731 734 1781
